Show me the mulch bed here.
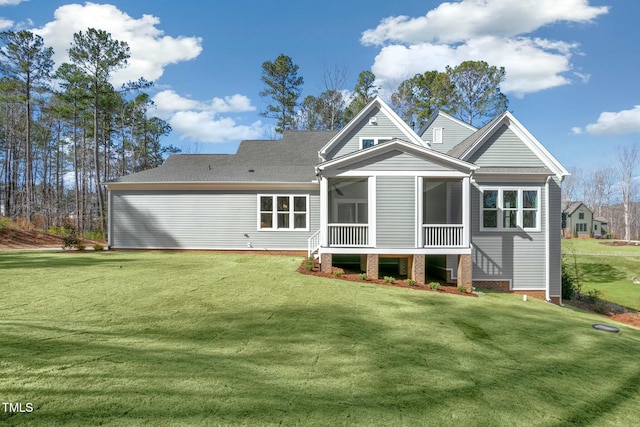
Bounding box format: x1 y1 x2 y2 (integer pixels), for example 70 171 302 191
297 259 477 297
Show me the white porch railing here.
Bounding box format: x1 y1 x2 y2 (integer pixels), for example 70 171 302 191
307 229 321 258
423 224 464 247
328 224 369 247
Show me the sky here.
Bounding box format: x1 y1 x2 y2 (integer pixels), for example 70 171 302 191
1 0 639 174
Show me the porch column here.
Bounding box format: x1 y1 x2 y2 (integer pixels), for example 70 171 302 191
411 254 425 285
462 176 471 248
320 253 333 274
320 176 329 247
366 254 378 280
457 254 472 291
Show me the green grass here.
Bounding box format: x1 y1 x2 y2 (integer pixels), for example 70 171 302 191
1 251 640 426
563 239 640 310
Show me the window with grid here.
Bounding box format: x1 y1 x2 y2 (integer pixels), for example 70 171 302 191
258 195 308 230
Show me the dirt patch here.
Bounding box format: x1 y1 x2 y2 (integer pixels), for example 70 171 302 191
297 259 476 297
0 227 66 249
566 297 640 329
0 227 104 250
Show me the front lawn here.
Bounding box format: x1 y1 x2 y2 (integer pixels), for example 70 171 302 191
1 251 639 426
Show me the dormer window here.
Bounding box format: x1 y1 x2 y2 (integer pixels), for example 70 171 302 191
360 137 392 150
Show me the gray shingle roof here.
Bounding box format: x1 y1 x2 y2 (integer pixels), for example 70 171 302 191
108 131 337 184
447 114 503 159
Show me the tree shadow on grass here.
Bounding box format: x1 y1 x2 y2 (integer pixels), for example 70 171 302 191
1 298 640 426
579 262 626 283
0 252 136 269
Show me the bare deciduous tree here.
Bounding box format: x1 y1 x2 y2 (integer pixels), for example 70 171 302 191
616 145 638 241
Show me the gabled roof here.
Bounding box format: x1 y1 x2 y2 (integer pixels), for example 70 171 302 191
562 201 588 215
417 109 477 136
107 131 336 185
447 111 570 180
319 96 428 159
317 138 478 173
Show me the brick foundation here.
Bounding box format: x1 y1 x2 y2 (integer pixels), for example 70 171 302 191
457 254 472 290
366 254 379 280
320 253 332 274
411 254 425 285
473 280 510 292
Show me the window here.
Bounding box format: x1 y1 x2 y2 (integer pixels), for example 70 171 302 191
594 224 598 231
578 212 584 220
258 195 309 230
359 137 392 149
433 127 443 144
480 188 540 231
575 223 587 233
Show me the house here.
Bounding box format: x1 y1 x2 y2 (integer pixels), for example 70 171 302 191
561 201 609 238
104 97 569 303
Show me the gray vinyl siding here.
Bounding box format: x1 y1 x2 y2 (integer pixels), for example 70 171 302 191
110 189 319 250
336 150 451 173
421 114 476 154
327 107 415 159
376 176 415 248
470 180 547 290
548 178 562 297
468 124 547 168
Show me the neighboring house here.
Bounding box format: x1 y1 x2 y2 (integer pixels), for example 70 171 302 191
561 201 609 238
105 97 569 304
593 216 610 238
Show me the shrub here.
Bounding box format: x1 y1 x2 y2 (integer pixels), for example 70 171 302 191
429 282 441 290
406 279 416 286
561 263 577 300
0 216 12 229
358 273 367 280
458 286 468 293
332 270 342 277
93 244 104 251
304 257 315 271
48 225 64 236
76 243 86 251
383 276 395 284
84 229 104 241
62 233 81 250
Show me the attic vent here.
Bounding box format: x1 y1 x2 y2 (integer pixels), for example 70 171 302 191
248 169 255 172
368 116 378 125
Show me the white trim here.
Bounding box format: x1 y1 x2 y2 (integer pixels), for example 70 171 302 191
320 177 328 247
105 182 319 191
107 189 113 248
459 112 569 180
433 127 443 144
462 177 471 247
257 194 310 231
319 97 428 159
324 170 471 178
478 186 542 232
415 176 423 248
319 138 478 173
368 176 377 247
322 247 472 255
545 177 551 301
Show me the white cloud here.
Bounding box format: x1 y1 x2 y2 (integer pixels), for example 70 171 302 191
33 2 202 86
576 105 640 135
0 16 12 29
169 111 264 143
362 0 608 46
362 0 608 98
152 90 263 143
0 0 27 5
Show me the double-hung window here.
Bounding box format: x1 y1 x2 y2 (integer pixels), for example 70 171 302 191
258 195 309 230
480 188 540 231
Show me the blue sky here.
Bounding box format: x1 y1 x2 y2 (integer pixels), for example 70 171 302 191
1 0 638 173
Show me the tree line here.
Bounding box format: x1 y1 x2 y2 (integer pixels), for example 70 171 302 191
562 145 639 241
0 29 175 237
259 53 508 135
